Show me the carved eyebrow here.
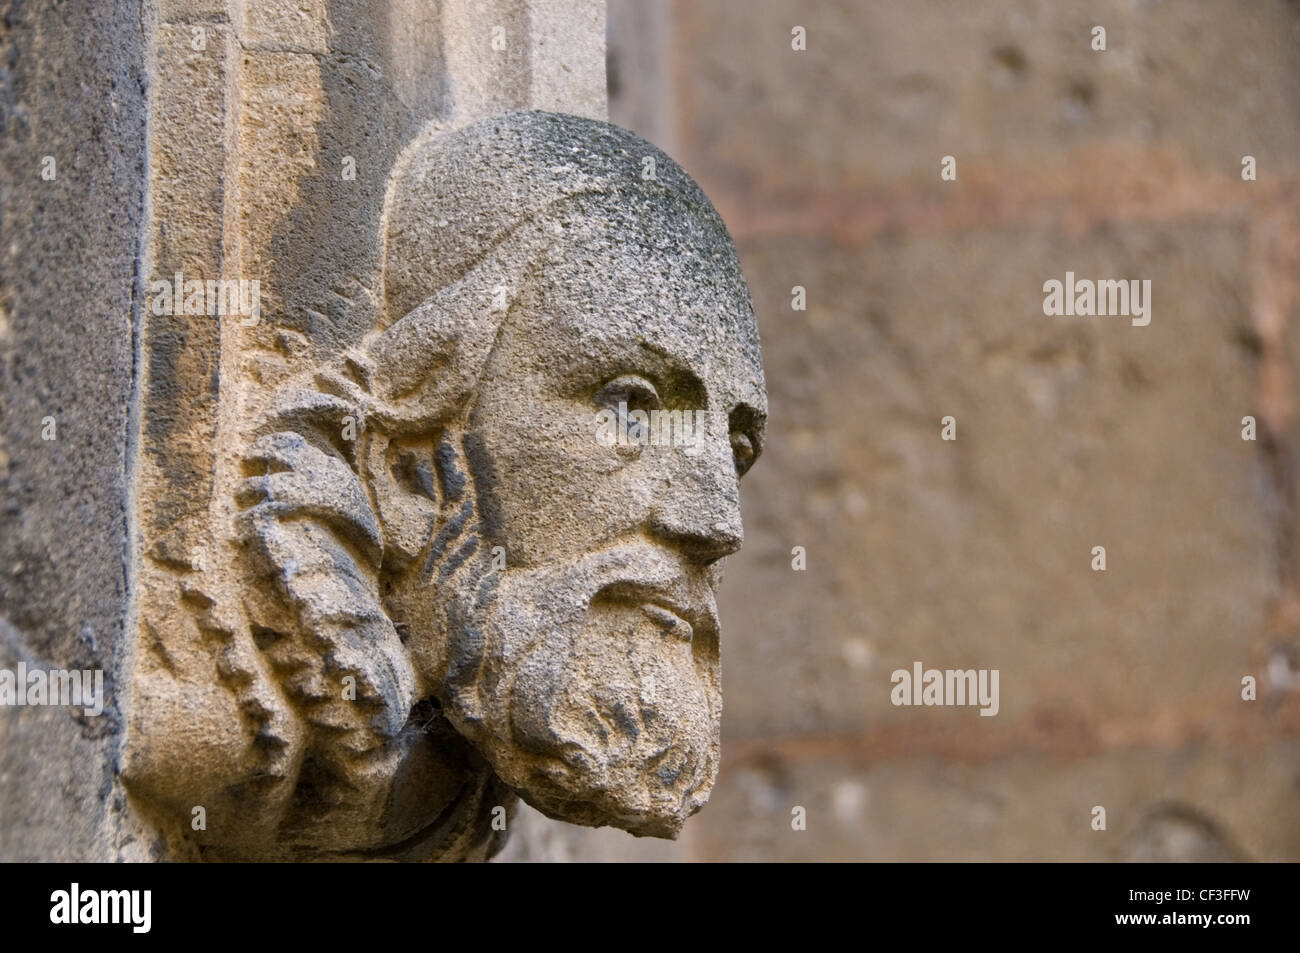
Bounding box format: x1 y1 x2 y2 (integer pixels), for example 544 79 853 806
634 338 766 449
633 338 708 407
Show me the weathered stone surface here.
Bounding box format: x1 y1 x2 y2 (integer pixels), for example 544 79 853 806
0 0 154 862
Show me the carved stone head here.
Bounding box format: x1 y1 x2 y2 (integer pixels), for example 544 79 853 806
135 111 765 860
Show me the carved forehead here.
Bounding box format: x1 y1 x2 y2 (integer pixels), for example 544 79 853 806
384 110 739 320
523 202 766 412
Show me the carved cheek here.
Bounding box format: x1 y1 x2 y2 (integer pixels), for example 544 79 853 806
468 395 649 561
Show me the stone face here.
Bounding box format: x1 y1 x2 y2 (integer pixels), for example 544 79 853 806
126 110 766 860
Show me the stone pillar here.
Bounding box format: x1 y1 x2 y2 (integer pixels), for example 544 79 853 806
0 0 150 863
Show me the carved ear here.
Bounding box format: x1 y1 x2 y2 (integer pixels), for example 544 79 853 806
364 240 527 435
363 431 441 567
357 233 534 564
355 284 481 563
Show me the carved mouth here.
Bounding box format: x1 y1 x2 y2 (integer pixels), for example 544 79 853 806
640 602 694 643
594 580 717 648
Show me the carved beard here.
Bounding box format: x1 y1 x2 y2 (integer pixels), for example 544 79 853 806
427 462 722 838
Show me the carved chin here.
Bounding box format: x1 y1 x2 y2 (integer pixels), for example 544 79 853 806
447 587 721 838
504 601 720 837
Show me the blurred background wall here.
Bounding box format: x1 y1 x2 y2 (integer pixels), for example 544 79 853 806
500 0 1300 861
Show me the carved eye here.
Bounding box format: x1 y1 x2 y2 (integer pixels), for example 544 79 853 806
731 431 756 477
595 374 661 415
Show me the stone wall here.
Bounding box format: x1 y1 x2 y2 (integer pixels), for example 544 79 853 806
558 0 1300 861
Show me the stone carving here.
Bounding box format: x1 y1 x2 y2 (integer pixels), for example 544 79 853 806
128 110 765 860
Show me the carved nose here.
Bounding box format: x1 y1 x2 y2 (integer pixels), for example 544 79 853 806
648 425 744 564
650 507 743 564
